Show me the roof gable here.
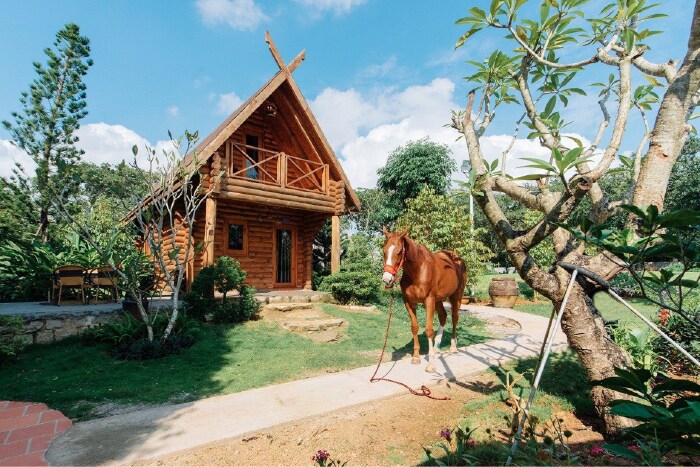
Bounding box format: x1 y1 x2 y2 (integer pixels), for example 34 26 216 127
183 33 360 212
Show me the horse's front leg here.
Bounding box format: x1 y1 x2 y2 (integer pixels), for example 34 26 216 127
424 296 437 373
403 300 421 365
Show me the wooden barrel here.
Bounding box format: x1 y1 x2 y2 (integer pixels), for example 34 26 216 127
488 277 519 308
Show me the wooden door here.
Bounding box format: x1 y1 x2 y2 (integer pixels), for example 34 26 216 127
274 227 296 287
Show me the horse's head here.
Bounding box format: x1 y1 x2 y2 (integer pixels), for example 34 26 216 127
381 226 409 288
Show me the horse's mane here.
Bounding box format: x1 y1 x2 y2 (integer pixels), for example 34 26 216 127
403 236 433 265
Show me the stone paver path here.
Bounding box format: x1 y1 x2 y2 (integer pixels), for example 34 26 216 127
0 402 72 466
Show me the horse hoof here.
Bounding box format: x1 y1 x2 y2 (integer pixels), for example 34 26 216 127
425 365 436 373
411 357 421 365
450 345 458 353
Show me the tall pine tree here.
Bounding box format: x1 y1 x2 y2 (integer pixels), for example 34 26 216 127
2 23 93 242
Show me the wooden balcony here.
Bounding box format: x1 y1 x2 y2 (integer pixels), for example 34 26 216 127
222 143 335 213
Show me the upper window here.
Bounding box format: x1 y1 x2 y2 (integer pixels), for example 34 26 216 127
245 134 259 180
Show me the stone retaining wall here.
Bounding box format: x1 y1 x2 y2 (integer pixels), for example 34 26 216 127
16 310 122 344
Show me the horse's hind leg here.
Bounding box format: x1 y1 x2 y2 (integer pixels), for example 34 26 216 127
448 293 461 353
435 301 447 352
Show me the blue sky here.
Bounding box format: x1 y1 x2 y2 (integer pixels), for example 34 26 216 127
0 0 695 188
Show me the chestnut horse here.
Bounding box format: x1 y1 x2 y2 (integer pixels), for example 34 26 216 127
381 227 467 373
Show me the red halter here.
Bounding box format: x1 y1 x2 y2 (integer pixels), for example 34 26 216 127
383 246 405 275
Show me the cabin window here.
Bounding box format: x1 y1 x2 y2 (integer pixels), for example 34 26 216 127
245 134 259 179
227 222 246 253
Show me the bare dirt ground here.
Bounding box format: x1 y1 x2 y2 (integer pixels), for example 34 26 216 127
134 373 603 466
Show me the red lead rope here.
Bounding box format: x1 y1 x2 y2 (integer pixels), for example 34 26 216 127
369 290 450 401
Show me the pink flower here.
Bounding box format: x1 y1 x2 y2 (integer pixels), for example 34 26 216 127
590 444 606 457
468 439 477 448
629 444 641 452
440 428 452 443
312 450 330 463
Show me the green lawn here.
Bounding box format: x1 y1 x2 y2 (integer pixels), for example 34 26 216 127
477 273 661 328
0 303 490 420
515 294 660 327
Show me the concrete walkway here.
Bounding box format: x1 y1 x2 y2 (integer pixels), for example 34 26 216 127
46 305 567 466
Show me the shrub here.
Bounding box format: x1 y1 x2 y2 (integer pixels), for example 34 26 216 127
184 257 253 322
212 286 259 324
320 266 379 305
655 294 700 375
184 265 217 321
0 316 26 362
214 256 246 301
608 324 662 375
595 367 700 464
320 232 382 305
609 271 643 297
80 311 146 346
81 309 202 360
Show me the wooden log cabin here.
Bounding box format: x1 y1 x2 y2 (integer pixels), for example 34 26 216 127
146 34 360 291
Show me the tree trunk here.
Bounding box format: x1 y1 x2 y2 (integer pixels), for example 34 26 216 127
37 207 49 243
553 283 637 435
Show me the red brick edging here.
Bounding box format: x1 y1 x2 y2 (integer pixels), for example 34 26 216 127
0 401 72 466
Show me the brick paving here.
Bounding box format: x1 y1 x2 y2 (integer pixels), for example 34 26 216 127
0 402 71 466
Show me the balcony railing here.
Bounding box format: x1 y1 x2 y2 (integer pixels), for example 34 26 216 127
229 143 329 194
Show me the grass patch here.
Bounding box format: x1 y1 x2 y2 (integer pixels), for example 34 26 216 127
422 351 592 466
460 350 594 440
0 303 490 420
514 293 660 330
479 273 663 329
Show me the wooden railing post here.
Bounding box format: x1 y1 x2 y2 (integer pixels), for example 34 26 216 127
280 152 287 188
322 165 329 194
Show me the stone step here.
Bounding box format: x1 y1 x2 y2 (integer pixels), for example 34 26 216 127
265 303 315 312
282 318 344 332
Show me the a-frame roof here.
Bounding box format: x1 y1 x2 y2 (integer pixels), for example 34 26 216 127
183 33 360 212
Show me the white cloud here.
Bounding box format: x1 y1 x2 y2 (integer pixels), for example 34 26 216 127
75 123 150 166
216 92 244 115
167 105 180 117
310 78 598 189
194 75 211 89
311 78 466 188
0 140 33 179
294 0 366 16
196 0 269 31
0 123 180 178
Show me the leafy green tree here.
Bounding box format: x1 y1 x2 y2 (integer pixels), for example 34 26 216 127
312 217 349 276
396 186 494 292
349 187 394 233
665 136 700 212
451 0 700 435
377 138 456 226
71 161 153 210
2 23 93 242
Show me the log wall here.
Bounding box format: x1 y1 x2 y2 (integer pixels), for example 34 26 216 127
191 200 327 290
